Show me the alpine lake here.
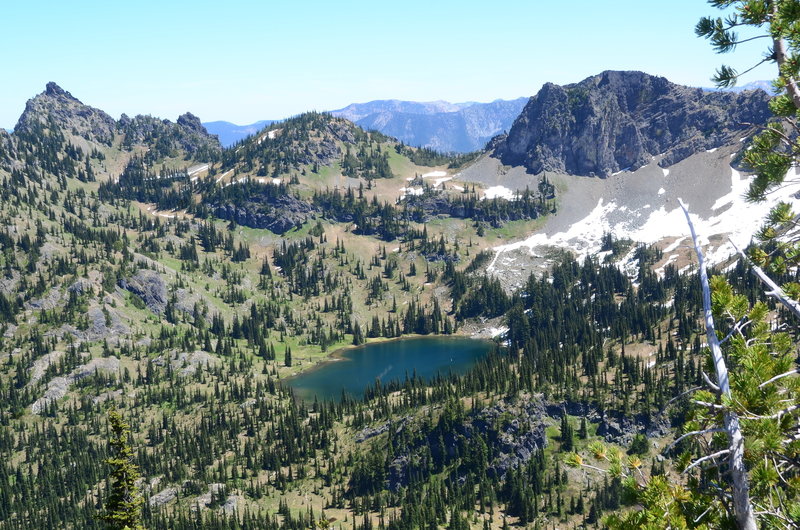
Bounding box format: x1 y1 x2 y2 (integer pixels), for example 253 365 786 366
286 336 495 402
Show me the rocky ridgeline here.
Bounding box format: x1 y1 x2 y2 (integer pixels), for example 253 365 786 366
494 70 772 176
118 111 221 158
11 82 220 158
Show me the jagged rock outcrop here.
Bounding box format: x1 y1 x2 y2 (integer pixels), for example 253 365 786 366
15 82 117 145
119 269 168 314
149 487 178 508
384 397 549 490
494 70 771 177
32 356 120 414
153 350 218 377
213 195 316 234
118 112 220 158
9 82 220 164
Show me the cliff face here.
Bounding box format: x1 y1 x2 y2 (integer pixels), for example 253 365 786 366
493 71 772 176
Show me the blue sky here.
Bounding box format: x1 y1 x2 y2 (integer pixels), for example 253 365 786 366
1 0 774 128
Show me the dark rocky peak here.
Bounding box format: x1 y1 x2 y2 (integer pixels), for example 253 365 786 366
119 113 220 159
176 112 207 135
493 70 771 177
44 81 70 98
15 82 117 146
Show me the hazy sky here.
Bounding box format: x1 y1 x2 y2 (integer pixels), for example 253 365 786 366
1 0 774 129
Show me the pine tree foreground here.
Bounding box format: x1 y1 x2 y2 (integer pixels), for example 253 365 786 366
98 409 144 530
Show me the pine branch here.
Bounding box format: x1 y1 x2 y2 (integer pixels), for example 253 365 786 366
759 368 800 388
665 428 726 453
684 449 731 473
729 238 800 320
702 371 722 394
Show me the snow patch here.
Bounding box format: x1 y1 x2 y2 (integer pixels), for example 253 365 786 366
433 176 452 187
487 165 800 272
399 187 423 197
489 326 508 338
482 186 517 200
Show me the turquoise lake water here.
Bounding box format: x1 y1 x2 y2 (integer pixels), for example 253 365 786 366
286 336 494 402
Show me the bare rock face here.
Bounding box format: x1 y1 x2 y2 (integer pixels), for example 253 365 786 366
385 396 549 490
494 70 771 177
32 356 120 414
15 82 117 145
153 350 218 377
119 269 168 314
149 487 178 508
213 194 316 234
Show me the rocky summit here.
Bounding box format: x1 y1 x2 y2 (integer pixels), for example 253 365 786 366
15 82 118 146
493 70 772 177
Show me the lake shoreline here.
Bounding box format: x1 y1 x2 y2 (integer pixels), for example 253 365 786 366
284 335 496 402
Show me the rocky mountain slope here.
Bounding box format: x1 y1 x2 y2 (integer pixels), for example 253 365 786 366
492 70 771 177
439 71 794 290
9 82 221 174
14 82 118 146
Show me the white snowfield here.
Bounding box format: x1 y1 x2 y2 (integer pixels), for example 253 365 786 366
399 186 424 196
420 170 452 188
257 130 278 144
488 165 800 273
482 185 517 200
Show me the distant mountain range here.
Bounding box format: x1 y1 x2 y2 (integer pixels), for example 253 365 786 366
703 79 776 94
202 120 275 147
201 82 776 154
331 98 528 153
203 98 528 152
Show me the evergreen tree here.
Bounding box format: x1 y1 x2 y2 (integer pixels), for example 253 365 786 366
284 345 292 367
98 409 144 530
